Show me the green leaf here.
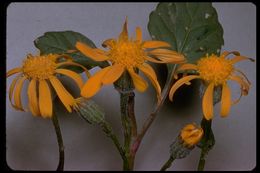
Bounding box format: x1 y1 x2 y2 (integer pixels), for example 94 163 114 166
34 31 108 73
148 2 224 73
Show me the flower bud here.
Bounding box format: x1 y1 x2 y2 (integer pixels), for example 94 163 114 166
73 97 105 124
180 123 203 148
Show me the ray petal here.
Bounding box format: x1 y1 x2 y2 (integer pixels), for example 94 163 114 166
76 42 109 61
136 27 142 43
81 66 112 98
57 61 91 78
142 41 171 49
138 63 161 103
220 82 231 117
128 68 148 92
13 76 27 111
39 80 53 118
119 18 129 41
49 76 75 113
8 75 21 109
7 67 21 78
202 83 214 120
27 79 40 116
101 64 125 85
55 69 84 89
169 75 200 101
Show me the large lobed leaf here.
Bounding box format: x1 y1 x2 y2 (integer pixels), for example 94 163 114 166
34 31 108 73
148 3 224 72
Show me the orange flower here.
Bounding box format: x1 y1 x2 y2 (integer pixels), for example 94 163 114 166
7 53 90 118
169 51 254 120
76 19 186 102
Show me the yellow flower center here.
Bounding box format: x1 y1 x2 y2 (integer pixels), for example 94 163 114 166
108 40 145 68
197 54 234 86
22 54 57 80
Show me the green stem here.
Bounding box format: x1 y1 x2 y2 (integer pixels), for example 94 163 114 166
128 93 137 138
197 150 206 171
100 121 127 164
120 91 136 171
160 156 175 171
197 118 214 171
114 71 137 171
52 113 64 171
120 92 133 151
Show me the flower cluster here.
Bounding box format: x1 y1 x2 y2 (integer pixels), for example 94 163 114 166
7 21 253 122
7 20 185 117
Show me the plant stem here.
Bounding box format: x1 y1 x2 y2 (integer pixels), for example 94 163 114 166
52 112 64 171
197 118 215 171
160 156 175 171
128 92 137 138
120 91 136 170
100 121 127 164
120 92 133 151
197 150 206 171
114 71 137 170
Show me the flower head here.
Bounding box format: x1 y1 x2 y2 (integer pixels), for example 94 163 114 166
7 53 90 118
169 51 254 120
197 54 234 85
75 19 186 102
180 123 203 148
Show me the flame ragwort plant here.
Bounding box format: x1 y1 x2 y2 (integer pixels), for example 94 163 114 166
6 2 254 171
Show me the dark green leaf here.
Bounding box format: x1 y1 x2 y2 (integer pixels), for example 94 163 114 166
34 31 108 73
148 2 224 73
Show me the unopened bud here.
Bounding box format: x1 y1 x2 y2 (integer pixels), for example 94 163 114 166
73 97 105 124
180 123 204 148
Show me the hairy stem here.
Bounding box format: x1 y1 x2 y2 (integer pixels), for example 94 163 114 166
52 113 64 171
120 91 136 170
120 92 133 151
100 121 127 164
